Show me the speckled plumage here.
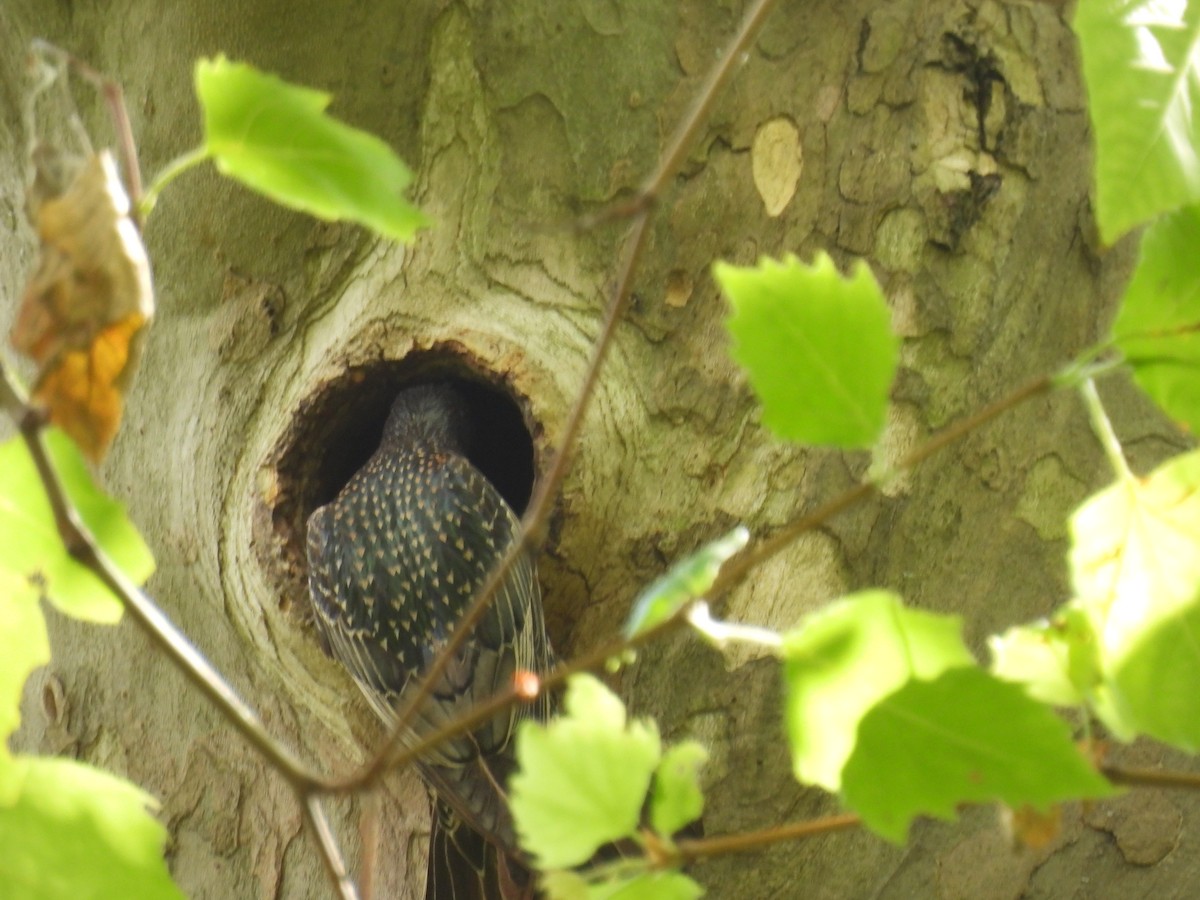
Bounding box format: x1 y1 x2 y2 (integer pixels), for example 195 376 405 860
306 383 553 898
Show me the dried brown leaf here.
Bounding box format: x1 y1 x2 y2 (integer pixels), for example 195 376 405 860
11 149 153 461
1006 803 1062 851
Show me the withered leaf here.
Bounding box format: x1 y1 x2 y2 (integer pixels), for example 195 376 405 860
11 149 154 461
1006 803 1063 851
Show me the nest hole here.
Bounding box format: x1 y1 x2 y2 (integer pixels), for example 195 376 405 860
265 348 538 616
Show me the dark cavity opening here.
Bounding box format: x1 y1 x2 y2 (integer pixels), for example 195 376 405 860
264 348 538 615
308 375 535 515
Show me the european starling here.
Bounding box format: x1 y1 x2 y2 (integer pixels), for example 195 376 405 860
306 383 553 899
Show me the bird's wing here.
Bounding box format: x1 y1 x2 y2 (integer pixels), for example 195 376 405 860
427 796 534 900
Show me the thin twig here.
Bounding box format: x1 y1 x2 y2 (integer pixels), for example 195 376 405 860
1 367 329 792
302 793 361 900
1078 378 1134 482
674 813 861 865
329 596 691 791
573 0 780 229
711 374 1054 596
641 0 781 202
346 0 783 792
3 367 360 891
358 792 381 900
1103 764 1200 791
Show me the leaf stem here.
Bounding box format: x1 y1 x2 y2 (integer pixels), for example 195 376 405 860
1078 378 1134 482
687 601 783 649
1051 341 1123 390
28 40 146 221
712 374 1054 596
138 145 211 219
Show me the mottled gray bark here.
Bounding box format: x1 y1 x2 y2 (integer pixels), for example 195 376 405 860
2 1 1194 898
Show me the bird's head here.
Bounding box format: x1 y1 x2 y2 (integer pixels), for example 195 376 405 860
381 382 472 453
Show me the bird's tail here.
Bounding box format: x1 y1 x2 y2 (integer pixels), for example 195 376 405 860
426 797 535 900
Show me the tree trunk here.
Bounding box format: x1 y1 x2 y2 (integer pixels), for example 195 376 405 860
3 1 1193 898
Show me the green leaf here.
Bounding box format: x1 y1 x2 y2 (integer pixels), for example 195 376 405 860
0 432 154 623
718 253 898 448
988 605 1099 708
1070 450 1200 747
512 675 661 869
1074 0 1200 242
842 668 1114 843
542 872 591 900
0 573 49 787
650 741 708 837
624 528 748 638
1111 205 1200 433
541 870 704 900
780 590 974 791
0 756 183 899
1107 597 1200 748
598 872 704 900
195 56 429 241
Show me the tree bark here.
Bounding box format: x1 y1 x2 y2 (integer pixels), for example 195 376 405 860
3 1 1195 898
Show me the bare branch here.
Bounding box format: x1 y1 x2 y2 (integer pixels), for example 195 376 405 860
1103 764 1200 791
2 364 337 776
329 593 691 792
302 793 362 900
2 361 364 889
673 813 862 866
641 0 781 203
710 374 1055 597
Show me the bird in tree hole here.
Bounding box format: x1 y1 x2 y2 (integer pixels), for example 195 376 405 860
306 382 554 899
